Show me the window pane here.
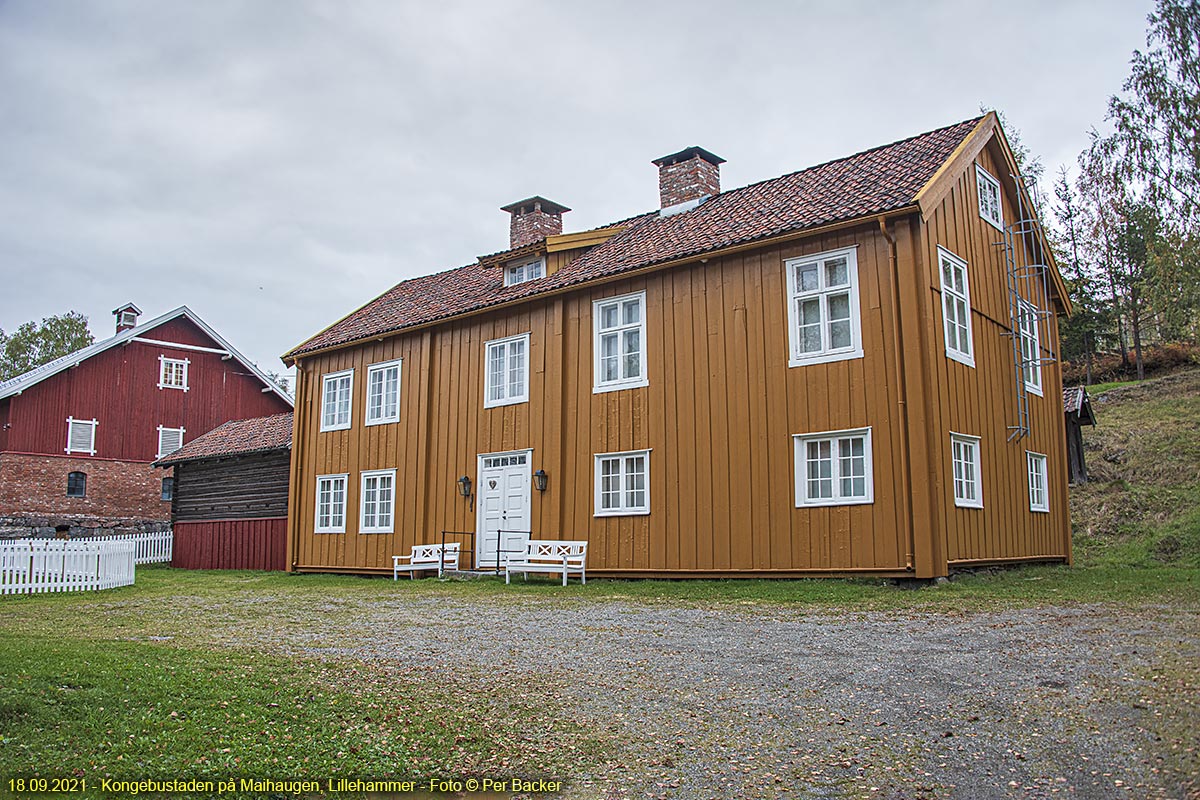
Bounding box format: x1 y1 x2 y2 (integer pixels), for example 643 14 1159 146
623 329 641 379
797 264 819 292
601 303 619 330
622 298 641 325
824 257 848 288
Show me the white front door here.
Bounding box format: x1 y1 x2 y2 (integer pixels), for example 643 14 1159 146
476 450 532 568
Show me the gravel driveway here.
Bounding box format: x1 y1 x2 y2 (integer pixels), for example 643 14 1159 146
259 595 1197 800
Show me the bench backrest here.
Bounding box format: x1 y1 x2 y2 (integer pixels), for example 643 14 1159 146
523 540 588 566
410 543 460 569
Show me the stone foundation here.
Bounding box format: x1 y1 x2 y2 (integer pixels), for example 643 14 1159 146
0 514 171 540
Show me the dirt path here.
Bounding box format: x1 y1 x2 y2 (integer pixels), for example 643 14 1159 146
220 595 1197 799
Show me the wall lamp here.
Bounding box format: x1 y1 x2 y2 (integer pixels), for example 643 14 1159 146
533 469 549 493
457 475 474 511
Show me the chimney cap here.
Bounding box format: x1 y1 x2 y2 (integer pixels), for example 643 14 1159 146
112 302 142 316
500 196 571 216
651 146 726 168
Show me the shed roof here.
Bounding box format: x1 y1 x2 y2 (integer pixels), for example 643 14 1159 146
285 116 985 361
154 412 294 466
1063 386 1097 426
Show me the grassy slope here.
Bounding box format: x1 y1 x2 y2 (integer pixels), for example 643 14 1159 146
1070 368 1200 567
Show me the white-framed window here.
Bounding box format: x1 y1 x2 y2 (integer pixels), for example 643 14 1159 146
785 246 864 367
593 291 648 393
950 433 983 508
976 164 1003 231
1027 452 1049 513
365 359 401 426
1018 300 1043 396
158 356 190 391
484 333 530 408
156 426 185 458
504 258 545 286
119 310 138 328
793 427 873 506
64 417 97 456
594 450 650 516
320 369 354 431
316 474 349 533
938 247 975 367
359 469 396 534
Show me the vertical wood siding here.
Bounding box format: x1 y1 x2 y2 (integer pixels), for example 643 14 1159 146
290 223 929 576
920 142 1071 565
2 317 292 462
172 518 287 571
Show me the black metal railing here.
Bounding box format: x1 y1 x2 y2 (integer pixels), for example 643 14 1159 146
436 529 534 575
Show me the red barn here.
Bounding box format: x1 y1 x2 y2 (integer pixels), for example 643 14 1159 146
0 304 294 538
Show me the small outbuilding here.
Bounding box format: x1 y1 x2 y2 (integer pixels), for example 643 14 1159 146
1062 386 1097 485
154 412 292 570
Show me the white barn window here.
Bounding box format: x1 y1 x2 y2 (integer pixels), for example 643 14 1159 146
1018 300 1043 396
156 426 185 458
158 356 190 391
65 417 98 456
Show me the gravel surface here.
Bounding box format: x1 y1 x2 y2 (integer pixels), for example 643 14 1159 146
244 595 1198 800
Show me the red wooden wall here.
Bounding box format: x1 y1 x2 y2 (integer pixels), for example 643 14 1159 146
1 316 292 462
172 518 287 571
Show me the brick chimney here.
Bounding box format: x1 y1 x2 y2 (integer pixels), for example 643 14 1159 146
652 146 725 209
501 196 570 249
112 302 142 334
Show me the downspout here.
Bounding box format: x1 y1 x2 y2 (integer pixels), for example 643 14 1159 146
879 216 916 571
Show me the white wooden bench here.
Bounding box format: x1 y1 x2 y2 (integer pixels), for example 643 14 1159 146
505 540 588 586
392 543 460 580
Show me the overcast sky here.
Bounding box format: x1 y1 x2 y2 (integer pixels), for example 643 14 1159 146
0 0 1152 379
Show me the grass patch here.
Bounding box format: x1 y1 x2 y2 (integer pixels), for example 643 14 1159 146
0 635 597 798
1070 369 1200 569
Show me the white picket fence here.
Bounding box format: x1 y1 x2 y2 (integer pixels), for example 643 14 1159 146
0 538 137 595
78 530 173 565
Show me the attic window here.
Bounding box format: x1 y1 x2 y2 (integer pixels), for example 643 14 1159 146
120 311 137 327
976 165 1003 230
504 258 545 287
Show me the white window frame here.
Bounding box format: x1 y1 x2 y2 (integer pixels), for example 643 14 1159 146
793 427 874 507
594 449 651 516
359 469 397 534
1018 299 1043 396
119 310 138 328
484 333 531 408
364 359 402 426
785 246 864 368
156 425 186 458
976 164 1004 231
64 417 98 456
950 433 983 509
937 247 975 367
504 257 545 287
316 473 349 533
593 291 649 393
1027 452 1049 513
158 355 190 392
320 369 354 432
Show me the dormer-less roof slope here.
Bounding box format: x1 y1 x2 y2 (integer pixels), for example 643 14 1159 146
154 412 294 466
285 116 984 362
0 306 295 405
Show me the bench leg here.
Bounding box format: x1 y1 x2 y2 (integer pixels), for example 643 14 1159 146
505 569 511 585
581 568 586 585
562 566 567 587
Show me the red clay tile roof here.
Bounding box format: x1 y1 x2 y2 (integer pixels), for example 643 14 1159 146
285 116 984 360
155 412 293 466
